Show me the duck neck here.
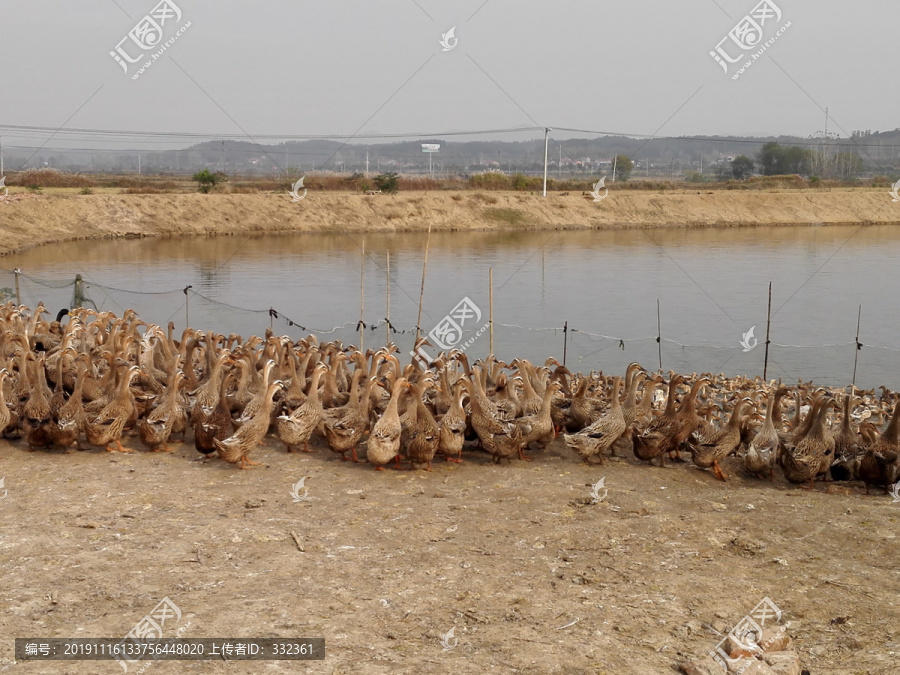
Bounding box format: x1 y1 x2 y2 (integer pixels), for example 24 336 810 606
609 378 622 413
807 401 832 440
679 379 705 414
882 402 900 444
623 375 641 411
306 368 325 408
728 401 748 429
384 380 406 417
840 395 853 435
663 382 679 417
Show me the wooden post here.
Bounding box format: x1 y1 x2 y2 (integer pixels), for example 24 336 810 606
183 285 192 328
13 268 21 305
852 304 862 388
385 251 390 346
563 321 568 366
763 282 772 381
489 268 494 355
656 299 662 372
414 224 432 354
359 241 365 352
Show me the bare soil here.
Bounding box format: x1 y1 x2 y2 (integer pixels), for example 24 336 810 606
1 430 898 674
1 189 899 257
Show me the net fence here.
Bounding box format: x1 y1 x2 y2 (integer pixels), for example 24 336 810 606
1 266 897 389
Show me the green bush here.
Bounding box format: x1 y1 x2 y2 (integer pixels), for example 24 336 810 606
373 172 399 194
192 168 225 194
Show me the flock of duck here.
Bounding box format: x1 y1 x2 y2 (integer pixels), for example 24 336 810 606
2 303 899 495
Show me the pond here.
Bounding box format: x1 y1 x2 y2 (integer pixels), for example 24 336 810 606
3 224 898 389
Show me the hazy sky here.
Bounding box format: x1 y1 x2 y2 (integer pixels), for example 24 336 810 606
0 0 895 151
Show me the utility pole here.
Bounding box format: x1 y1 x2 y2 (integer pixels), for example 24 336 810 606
612 155 618 182
542 127 550 197
558 145 561 179
0 134 3 175
221 140 225 173
138 154 141 175
366 149 369 176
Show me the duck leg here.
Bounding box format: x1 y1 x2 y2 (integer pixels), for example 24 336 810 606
240 456 262 469
350 446 361 463
712 460 728 481
115 439 132 453
302 440 316 453
393 454 402 470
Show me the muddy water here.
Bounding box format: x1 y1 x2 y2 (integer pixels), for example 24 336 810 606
4 225 898 388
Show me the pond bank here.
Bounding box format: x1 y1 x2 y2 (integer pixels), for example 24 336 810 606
1 188 898 255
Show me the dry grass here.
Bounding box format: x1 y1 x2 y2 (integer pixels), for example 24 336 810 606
483 207 528 226
2 169 890 200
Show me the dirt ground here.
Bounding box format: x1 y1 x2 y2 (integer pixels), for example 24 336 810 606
1 429 898 675
2 189 899 257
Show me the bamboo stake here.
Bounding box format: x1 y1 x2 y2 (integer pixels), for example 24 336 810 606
489 268 494 355
386 251 390 346
414 224 432 354
359 241 365 353
183 285 192 328
852 304 862 388
763 282 772 381
656 299 662 372
13 268 21 306
563 321 568 366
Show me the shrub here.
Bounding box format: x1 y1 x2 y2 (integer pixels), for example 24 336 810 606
192 168 225 193
80 187 93 195
468 172 509 190
373 172 399 194
8 169 92 188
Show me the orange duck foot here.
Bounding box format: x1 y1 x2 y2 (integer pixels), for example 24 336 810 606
712 461 728 481
375 465 385 471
